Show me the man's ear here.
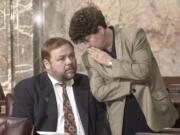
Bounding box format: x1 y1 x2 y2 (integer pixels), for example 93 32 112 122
97 26 104 32
43 59 50 70
97 26 105 36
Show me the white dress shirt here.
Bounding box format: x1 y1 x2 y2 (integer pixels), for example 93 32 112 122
48 74 85 135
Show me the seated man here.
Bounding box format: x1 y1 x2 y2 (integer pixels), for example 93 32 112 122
12 37 111 135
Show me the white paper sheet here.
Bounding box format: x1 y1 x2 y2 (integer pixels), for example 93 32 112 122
37 131 68 135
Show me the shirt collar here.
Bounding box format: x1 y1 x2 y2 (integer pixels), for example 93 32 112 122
47 73 74 87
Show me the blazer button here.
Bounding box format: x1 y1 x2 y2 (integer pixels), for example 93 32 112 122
131 89 136 93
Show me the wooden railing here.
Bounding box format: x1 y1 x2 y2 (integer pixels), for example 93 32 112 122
163 76 180 128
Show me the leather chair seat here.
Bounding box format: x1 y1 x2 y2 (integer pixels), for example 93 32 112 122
0 116 33 135
5 93 14 116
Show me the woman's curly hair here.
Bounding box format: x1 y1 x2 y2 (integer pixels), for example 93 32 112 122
69 6 107 44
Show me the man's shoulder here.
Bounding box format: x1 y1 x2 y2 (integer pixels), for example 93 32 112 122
15 75 34 87
14 72 47 91
16 72 45 84
116 26 145 41
120 26 143 35
75 73 89 82
74 73 90 88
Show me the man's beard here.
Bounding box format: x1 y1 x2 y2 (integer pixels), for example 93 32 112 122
62 66 76 81
62 72 76 81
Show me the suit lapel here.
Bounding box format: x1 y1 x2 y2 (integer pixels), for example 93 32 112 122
114 26 123 59
37 72 89 132
73 75 89 135
37 72 58 130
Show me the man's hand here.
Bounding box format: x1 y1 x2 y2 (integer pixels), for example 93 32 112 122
88 47 113 66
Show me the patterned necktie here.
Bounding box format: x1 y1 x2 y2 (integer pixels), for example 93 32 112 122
62 84 77 135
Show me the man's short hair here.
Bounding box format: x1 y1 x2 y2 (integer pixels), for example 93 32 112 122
41 37 74 61
69 6 107 44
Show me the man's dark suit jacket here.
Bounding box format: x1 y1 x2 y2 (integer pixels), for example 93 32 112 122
12 72 111 135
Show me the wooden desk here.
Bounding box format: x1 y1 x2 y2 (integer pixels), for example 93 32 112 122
162 128 180 134
162 77 180 128
163 77 180 87
0 100 5 115
169 93 180 107
162 76 180 106
135 132 178 135
0 100 5 105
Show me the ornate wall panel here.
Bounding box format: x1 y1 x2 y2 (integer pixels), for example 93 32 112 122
0 0 179 93
37 0 180 76
0 0 12 93
0 0 33 93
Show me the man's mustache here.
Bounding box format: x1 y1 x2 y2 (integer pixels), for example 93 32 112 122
65 65 76 71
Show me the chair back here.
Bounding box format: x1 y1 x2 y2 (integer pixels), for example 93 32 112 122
0 83 5 100
5 93 15 116
0 116 33 135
